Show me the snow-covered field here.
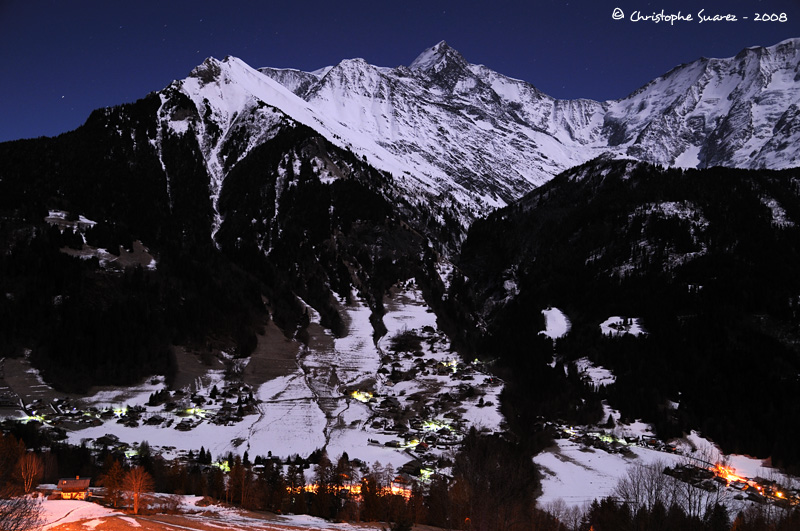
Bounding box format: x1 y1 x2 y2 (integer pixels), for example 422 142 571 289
574 358 616 388
541 308 571 340
599 316 646 337
534 438 675 507
534 429 787 512
11 296 797 521
39 499 119 530
535 307 795 513
37 497 384 530
6 280 501 470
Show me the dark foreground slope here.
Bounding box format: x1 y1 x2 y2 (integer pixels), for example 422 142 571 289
455 158 800 470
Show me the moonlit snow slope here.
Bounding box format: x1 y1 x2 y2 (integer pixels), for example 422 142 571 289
39 500 119 530
61 281 503 467
540 307 571 340
535 431 780 512
599 316 647 337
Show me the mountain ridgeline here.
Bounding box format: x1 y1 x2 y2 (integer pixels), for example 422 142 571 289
1 38 800 469
258 37 800 227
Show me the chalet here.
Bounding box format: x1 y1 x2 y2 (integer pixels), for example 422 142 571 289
57 476 91 500
392 474 412 490
93 434 120 448
175 419 194 431
399 461 422 475
144 415 165 426
731 480 749 491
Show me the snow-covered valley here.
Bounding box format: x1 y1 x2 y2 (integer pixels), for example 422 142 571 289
5 301 796 516
2 281 503 477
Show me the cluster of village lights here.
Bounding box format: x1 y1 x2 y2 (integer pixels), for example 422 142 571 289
712 464 787 500
349 390 373 403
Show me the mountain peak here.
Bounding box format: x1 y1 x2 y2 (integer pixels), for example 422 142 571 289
189 57 223 85
409 40 467 72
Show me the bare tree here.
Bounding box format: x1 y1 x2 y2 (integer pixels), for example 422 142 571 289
123 466 154 515
17 454 43 494
676 452 730 519
543 498 568 523
541 499 585 531
564 505 584 531
613 460 675 511
614 458 733 521
674 471 728 520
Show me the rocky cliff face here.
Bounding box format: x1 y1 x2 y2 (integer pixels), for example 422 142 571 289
149 38 800 242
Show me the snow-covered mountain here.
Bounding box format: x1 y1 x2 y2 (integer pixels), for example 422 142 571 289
154 37 800 237
3 36 800 480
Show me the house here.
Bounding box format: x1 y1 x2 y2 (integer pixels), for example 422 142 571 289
93 434 120 448
57 476 91 500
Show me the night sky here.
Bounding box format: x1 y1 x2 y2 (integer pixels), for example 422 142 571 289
1 0 797 142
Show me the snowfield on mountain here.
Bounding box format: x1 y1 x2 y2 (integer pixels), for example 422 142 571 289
154 38 800 232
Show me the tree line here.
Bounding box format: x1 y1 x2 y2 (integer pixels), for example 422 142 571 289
4 427 799 530
1 426 556 530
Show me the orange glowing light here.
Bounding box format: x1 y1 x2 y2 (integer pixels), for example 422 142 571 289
290 482 412 499
713 464 745 484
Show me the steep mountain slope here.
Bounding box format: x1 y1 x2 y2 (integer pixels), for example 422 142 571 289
261 44 593 219
606 38 800 169
128 37 800 246
455 158 800 469
258 38 800 226
0 101 436 392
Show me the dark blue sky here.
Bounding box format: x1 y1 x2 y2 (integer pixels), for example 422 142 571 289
1 0 797 142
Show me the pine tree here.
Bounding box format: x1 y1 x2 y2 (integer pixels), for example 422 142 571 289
312 451 335 518
285 464 307 514
704 503 730 531
99 459 126 508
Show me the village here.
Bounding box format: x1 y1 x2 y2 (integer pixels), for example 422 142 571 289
0 306 504 491
5 341 800 527
552 421 800 508
0 346 506 512
5 292 799 521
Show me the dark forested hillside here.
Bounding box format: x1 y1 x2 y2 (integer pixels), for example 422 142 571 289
0 100 433 393
455 158 800 470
